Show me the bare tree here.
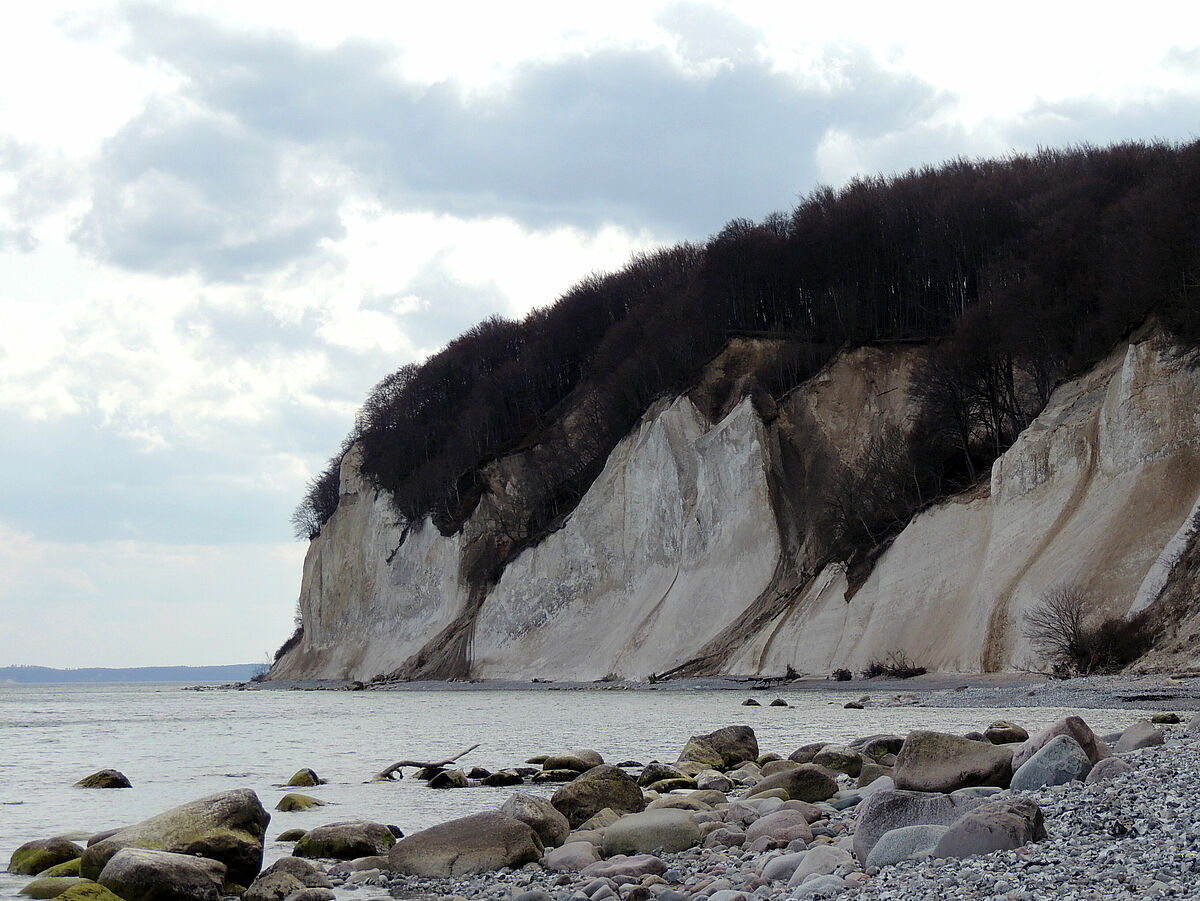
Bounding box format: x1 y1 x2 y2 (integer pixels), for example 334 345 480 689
1022 585 1090 672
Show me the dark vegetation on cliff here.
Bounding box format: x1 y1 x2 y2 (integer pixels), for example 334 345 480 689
294 141 1200 573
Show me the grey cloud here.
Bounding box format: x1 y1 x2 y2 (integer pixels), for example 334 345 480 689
1003 92 1200 152
0 136 78 251
77 4 948 280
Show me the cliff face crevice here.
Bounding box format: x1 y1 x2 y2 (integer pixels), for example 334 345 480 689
270 330 1200 682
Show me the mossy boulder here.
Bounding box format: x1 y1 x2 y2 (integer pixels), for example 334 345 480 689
9 839 84 876
53 886 124 901
96 848 224 901
74 770 131 790
645 777 697 793
276 829 307 842
677 726 758 771
895 730 1013 792
500 793 571 848
292 821 395 860
551 765 645 829
276 794 326 812
18 876 92 899
79 788 269 886
542 751 603 772
426 769 468 788
286 769 323 787
37 859 82 878
745 763 838 803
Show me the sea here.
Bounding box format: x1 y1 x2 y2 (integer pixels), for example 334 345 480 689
0 681 1151 899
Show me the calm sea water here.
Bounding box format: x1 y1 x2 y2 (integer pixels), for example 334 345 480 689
0 682 1149 899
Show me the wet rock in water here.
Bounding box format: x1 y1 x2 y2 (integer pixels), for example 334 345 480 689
426 769 468 789
1012 716 1109 769
18 876 92 899
741 698 761 706
694 770 733 793
984 721 1029 744
552 765 645 828
276 829 307 842
97 848 225 901
276 793 326 812
1085 756 1133 783
1010 734 1092 790
532 769 578 783
637 762 687 787
543 840 600 872
466 767 491 779
677 726 758 771
542 750 603 772
260 855 333 888
745 763 838 803
37 858 82 878
769 698 789 707
644 777 697 793
388 812 542 876
80 789 269 886
481 769 524 787
293 821 396 859
9 838 84 876
286 769 323 788
865 823 949 868
932 796 1046 859
74 770 131 790
1114 719 1165 753
500 793 571 848
894 730 1013 792
601 809 701 856
853 789 983 862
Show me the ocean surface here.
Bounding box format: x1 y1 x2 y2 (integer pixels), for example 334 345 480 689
0 681 1151 899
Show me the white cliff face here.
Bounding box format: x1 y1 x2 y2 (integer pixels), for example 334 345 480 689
273 332 1200 681
739 332 1200 674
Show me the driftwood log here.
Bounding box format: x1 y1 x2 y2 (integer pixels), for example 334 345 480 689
372 743 481 781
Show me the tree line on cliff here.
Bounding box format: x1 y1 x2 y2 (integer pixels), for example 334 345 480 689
293 140 1200 571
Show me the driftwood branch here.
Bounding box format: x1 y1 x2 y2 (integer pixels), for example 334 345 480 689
372 743 481 781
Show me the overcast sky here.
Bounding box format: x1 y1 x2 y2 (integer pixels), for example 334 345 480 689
2 1 1198 669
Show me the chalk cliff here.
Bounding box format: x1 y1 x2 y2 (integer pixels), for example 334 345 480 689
270 330 1200 681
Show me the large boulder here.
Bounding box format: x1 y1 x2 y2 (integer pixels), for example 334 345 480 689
9 838 83 875
97 848 225 901
1010 735 1092 791
543 751 603 772
18 876 92 899
543 841 600 872
932 797 1046 859
74 770 131 789
551 765 645 828
388 812 542 876
636 762 688 787
812 746 863 777
293 821 396 859
243 857 334 901
1012 716 1110 769
601 809 701 856
80 789 269 886
1086 757 1133 783
786 845 853 887
677 726 758 771
286 769 323 787
745 764 838 803
276 794 326 812
500 794 571 848
894 731 1012 793
865 824 949 868
744 810 812 848
852 789 983 862
53 887 124 901
1113 720 1165 753
983 722 1028 745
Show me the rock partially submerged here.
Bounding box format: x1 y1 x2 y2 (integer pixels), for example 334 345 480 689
551 765 645 828
9 838 83 876
293 821 396 859
74 770 131 790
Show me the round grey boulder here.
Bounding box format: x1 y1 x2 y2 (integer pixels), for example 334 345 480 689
852 789 983 863
551 765 645 828
1085 756 1133 783
601 809 701 856
500 793 570 848
293 821 395 860
1013 716 1109 769
745 763 838 803
894 730 1013 793
1113 720 1164 753
1010 734 1091 791
865 824 948 868
97 848 225 901
388 812 542 876
932 796 1046 859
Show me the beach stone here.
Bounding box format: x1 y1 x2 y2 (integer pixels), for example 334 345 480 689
276 793 325 812
243 871 306 901
793 874 847 898
481 769 524 787
694 770 733 792
97 848 225 901
9 839 84 876
388 812 542 876
866 823 948 868
80 788 269 885
1012 715 1110 769
293 821 396 859
788 742 826 764
813 746 863 777
74 770 131 789
37 860 82 878
932 796 1046 858
746 764 838 803
687 789 728 807
426 769 468 788
578 808 621 831
760 759 801 777
18 877 91 899
677 726 757 770
544 751 604 773
579 854 667 879
848 735 905 759
543 841 600 872
500 793 571 848
984 721 1029 744
857 763 891 788
744 810 813 847
852 789 983 862
1151 712 1181 724
1114 719 1165 753
637 763 687 787
466 767 491 779
644 777 696 793
761 851 806 882
53 887 123 901
1086 756 1133 783
1010 734 1092 790
261 855 333 887
277 829 307 842
601 809 701 856
787 844 852 886
726 761 763 786
281 890 333 901
552 766 645 828
645 794 709 812
894 730 1013 792
287 769 322 787
531 769 577 783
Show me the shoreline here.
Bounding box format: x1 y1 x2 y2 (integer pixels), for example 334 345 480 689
240 670 1200 711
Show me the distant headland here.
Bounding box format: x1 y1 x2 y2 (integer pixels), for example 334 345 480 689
0 664 262 683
